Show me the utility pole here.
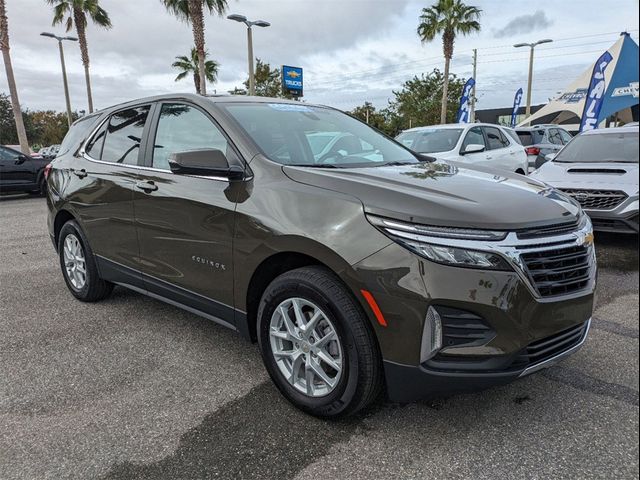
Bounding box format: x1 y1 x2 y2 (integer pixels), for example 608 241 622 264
41 32 77 127
470 48 477 123
514 39 553 119
227 14 270 96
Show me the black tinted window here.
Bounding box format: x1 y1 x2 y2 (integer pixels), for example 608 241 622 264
516 130 544 146
0 146 20 162
152 104 228 170
100 106 150 165
485 127 509 150
462 126 485 151
85 122 107 159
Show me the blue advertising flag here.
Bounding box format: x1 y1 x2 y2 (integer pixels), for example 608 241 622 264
511 88 523 127
456 78 475 123
580 51 614 132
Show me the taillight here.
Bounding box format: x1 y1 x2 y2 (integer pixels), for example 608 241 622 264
525 147 540 156
44 163 52 180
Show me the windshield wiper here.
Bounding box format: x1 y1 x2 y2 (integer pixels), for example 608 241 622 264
287 163 341 168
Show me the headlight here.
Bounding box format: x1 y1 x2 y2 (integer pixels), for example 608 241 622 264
367 215 512 271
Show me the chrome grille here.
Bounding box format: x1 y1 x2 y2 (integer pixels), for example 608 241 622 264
560 189 627 210
520 244 593 297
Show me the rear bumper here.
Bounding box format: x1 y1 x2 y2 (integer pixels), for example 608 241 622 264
385 318 591 402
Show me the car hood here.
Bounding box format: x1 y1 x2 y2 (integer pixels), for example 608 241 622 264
283 161 581 230
532 161 639 194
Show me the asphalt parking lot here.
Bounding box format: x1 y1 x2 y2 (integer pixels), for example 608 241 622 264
1 194 638 480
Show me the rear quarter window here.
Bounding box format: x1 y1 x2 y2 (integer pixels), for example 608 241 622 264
58 115 101 157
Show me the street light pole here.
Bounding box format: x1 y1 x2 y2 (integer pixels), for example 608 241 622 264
227 14 270 96
514 38 553 119
41 32 77 127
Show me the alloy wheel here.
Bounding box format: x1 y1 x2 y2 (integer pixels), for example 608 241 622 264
63 233 87 290
269 297 343 397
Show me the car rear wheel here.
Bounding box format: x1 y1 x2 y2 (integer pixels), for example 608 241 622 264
58 220 114 302
257 266 383 418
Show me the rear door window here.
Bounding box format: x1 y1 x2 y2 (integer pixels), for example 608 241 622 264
558 129 573 144
548 129 563 145
484 127 509 150
98 105 151 165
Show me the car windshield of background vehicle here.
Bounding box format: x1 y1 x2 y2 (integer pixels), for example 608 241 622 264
396 129 463 153
516 130 544 146
221 103 419 168
554 132 639 163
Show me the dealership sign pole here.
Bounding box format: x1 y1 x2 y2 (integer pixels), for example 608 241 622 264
456 77 475 123
511 88 523 127
580 51 614 132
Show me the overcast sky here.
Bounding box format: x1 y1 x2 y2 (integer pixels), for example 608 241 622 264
1 0 638 113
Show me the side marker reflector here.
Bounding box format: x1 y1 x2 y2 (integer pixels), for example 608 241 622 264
360 289 387 327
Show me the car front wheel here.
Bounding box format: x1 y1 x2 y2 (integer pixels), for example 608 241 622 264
257 266 383 418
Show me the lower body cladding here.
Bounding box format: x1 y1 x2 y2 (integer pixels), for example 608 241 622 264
353 242 595 403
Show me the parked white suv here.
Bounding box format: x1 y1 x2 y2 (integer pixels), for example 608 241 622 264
396 123 528 174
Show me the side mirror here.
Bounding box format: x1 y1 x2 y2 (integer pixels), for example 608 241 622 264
15 155 28 165
461 143 485 155
168 149 244 181
545 153 557 162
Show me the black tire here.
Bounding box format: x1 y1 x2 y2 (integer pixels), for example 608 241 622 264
257 266 383 418
38 176 47 196
58 220 114 302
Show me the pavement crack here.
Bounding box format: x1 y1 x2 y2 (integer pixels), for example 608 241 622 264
542 366 639 407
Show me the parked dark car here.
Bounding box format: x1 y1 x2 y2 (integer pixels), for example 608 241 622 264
46 94 595 417
516 125 573 170
0 145 50 195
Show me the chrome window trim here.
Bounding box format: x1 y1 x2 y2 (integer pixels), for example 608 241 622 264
368 214 597 302
79 110 231 183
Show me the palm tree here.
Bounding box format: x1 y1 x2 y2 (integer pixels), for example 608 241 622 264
161 0 228 96
46 0 112 113
417 0 481 124
172 47 219 94
0 0 29 153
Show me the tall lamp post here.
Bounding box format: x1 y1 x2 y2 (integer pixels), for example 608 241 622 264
514 38 553 119
227 14 270 96
41 32 77 127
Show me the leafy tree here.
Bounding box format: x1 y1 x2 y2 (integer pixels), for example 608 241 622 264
242 58 291 98
388 69 466 133
172 47 220 94
1 93 76 147
161 0 228 96
0 0 30 152
46 0 112 113
417 0 481 123
349 102 394 136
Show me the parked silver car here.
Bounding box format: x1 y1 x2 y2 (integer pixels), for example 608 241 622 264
531 126 638 233
516 125 573 170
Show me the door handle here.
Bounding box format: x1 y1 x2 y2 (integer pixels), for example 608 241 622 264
135 180 158 192
72 168 87 179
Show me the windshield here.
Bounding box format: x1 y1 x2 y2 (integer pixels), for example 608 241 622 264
554 131 638 163
396 128 463 153
516 130 544 146
220 103 418 167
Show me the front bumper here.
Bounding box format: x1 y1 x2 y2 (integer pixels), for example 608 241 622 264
353 221 595 402
586 197 639 233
